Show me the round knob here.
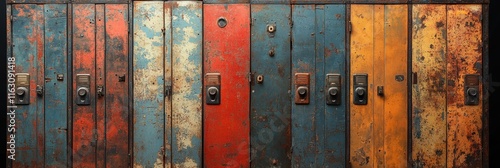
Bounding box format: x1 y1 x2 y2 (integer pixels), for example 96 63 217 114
77 88 88 97
355 87 366 96
208 87 218 96
16 87 27 96
267 25 276 33
297 87 307 96
467 88 478 97
328 87 338 96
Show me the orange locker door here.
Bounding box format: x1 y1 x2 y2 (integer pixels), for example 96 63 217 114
350 5 408 168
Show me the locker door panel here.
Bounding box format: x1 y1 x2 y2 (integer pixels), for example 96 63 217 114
411 4 447 167
250 4 291 168
350 5 408 167
170 1 203 167
446 5 482 167
203 4 250 167
95 4 106 168
11 4 45 167
104 4 129 167
72 4 96 167
133 1 165 167
44 4 68 167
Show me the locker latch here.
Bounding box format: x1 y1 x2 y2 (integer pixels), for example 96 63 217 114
353 74 368 105
295 73 310 105
97 85 104 98
464 74 480 106
15 73 30 105
206 73 221 105
326 74 341 105
76 74 91 106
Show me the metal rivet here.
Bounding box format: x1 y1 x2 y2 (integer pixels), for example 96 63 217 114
257 75 264 84
217 17 227 28
267 25 276 33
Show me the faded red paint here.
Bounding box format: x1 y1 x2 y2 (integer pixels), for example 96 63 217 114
105 4 129 168
203 4 250 168
95 4 106 168
72 4 96 168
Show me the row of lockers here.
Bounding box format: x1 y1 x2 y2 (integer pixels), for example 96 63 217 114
6 2 487 168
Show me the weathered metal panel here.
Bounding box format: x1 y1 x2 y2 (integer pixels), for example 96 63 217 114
203 0 250 3
170 2 203 167
323 5 346 167
446 5 483 167
203 4 250 167
105 4 130 167
251 0 290 4
72 0 129 4
250 4 291 168
350 5 374 168
43 4 68 167
411 4 447 168
383 5 408 168
6 6 12 168
291 5 317 167
290 0 343 4
481 4 489 168
164 2 173 167
72 4 96 168
133 1 165 167
95 4 106 168
7 0 69 4
349 0 407 3
350 5 408 167
11 4 44 167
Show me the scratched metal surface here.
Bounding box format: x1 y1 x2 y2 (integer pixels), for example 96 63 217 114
446 5 483 167
291 5 346 167
411 4 447 168
43 4 68 167
250 4 292 168
133 1 165 167
11 4 44 167
170 2 203 167
203 4 251 167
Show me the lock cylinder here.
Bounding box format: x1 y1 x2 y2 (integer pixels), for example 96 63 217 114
205 73 221 105
326 74 341 105
353 74 368 105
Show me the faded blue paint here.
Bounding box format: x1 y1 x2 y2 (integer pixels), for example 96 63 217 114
250 4 291 168
251 0 290 4
324 5 346 167
291 4 317 167
164 2 172 166
171 2 203 166
133 2 165 167
12 4 41 166
291 4 346 167
44 4 68 167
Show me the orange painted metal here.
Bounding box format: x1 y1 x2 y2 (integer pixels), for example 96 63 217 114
446 5 483 167
95 4 106 168
350 5 408 167
203 4 250 167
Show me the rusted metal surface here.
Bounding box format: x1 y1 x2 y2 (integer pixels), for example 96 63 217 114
290 0 343 3
133 1 165 167
203 4 250 167
250 4 291 168
291 4 346 167
350 5 408 168
251 0 290 4
349 0 407 3
11 4 45 167
6 0 69 4
105 4 130 167
411 4 447 168
203 0 250 3
43 4 68 167
72 0 129 4
72 4 96 167
481 4 489 168
446 5 483 167
95 4 106 168
164 2 173 167
411 0 486 3
170 2 203 167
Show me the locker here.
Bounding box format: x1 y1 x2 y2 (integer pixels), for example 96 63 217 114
203 0 249 3
133 1 202 167
203 4 250 167
72 4 129 168
8 4 69 167
291 4 346 167
350 5 408 167
250 4 291 168
411 4 484 167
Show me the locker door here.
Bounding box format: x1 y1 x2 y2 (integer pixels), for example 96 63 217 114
73 4 129 167
250 4 291 168
411 4 483 167
350 5 408 167
291 4 346 167
9 4 69 167
203 4 250 167
134 1 202 167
